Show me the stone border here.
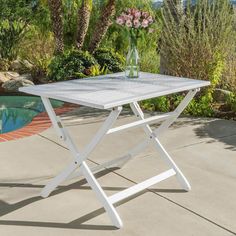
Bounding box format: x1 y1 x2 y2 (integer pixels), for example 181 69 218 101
0 103 78 142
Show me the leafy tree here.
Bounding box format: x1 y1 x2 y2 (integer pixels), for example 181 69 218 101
0 0 38 59
0 0 35 21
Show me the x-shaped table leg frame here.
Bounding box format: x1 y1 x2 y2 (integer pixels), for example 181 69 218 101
40 88 199 228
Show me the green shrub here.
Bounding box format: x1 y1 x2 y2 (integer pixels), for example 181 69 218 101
0 0 33 20
89 64 108 77
141 92 214 117
142 0 235 117
94 48 125 73
221 53 236 93
19 26 55 82
140 49 160 73
0 0 40 60
63 0 81 46
226 92 236 112
0 19 27 60
184 93 214 117
160 0 234 84
141 96 170 112
48 50 99 81
0 58 10 71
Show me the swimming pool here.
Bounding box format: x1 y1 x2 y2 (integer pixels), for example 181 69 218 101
0 96 63 134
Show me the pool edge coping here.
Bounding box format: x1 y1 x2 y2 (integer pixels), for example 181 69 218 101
0 103 79 142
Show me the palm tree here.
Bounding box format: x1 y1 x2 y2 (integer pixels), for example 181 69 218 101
76 0 93 49
88 0 116 53
48 0 64 54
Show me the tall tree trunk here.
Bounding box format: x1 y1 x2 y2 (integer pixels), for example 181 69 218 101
76 0 92 50
48 0 64 54
160 0 182 74
88 0 116 53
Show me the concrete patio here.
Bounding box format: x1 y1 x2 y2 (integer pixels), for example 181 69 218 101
0 107 236 236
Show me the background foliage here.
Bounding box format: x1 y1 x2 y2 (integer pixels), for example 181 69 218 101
0 0 235 118
48 50 99 81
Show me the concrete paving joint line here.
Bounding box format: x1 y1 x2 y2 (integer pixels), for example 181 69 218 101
174 133 236 151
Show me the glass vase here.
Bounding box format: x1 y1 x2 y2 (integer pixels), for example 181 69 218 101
125 36 140 78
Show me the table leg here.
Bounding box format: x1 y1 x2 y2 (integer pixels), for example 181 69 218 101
40 97 123 228
129 89 198 191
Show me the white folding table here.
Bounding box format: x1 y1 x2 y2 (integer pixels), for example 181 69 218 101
20 72 210 228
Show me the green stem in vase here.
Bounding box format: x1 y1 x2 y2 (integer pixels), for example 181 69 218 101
127 29 139 78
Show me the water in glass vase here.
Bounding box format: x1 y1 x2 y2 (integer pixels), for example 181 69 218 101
125 40 140 78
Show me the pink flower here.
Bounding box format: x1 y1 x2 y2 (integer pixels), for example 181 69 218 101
147 16 153 23
126 19 133 28
116 17 125 25
142 19 149 28
123 14 130 21
133 19 140 28
134 11 141 19
142 11 149 18
116 8 154 30
128 14 134 20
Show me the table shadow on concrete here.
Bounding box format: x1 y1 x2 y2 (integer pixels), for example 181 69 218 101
0 168 186 231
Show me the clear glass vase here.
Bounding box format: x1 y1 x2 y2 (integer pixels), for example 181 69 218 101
125 36 140 78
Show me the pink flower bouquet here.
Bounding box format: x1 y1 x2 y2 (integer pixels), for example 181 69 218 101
116 8 154 30
116 8 154 78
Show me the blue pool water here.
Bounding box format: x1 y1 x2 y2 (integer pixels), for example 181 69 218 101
0 96 63 134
